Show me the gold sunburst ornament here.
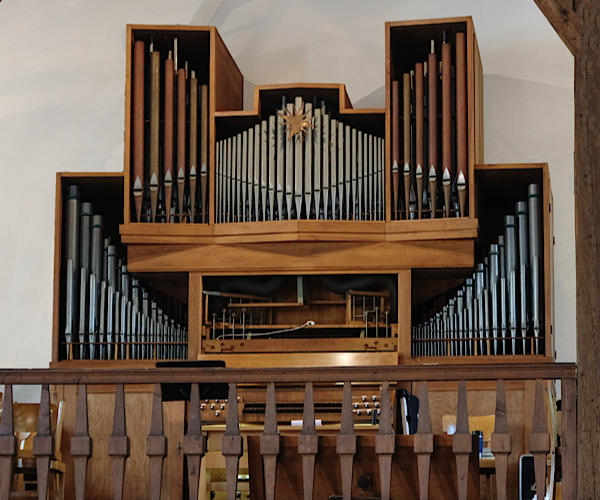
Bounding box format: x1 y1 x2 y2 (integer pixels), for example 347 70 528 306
279 101 313 142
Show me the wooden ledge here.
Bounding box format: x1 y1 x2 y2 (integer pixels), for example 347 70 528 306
120 218 478 245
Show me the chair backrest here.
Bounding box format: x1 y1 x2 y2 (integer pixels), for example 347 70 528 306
442 414 495 446
0 401 64 460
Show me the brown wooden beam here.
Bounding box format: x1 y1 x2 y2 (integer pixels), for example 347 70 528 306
574 0 600 495
533 0 581 54
0 363 576 385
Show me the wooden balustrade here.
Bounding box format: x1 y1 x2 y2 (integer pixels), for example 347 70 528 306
0 363 576 499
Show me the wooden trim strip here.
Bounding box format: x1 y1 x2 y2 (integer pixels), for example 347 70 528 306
0 363 576 385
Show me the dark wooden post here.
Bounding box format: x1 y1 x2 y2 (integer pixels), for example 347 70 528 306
108 384 129 500
375 381 395 500
573 3 600 495
70 384 92 500
183 383 206 500
0 385 16 500
221 383 242 500
259 383 280 500
490 380 511 500
146 384 167 500
336 382 356 500
452 381 471 500
532 1 600 496
33 384 54 500
414 381 433 500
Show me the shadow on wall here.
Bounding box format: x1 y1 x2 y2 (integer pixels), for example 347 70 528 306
354 86 385 109
484 73 575 362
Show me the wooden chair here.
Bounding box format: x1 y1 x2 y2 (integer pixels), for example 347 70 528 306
442 414 495 448
0 401 65 500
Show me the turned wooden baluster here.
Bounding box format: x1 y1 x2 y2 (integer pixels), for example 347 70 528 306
560 378 577 499
298 382 318 500
33 384 54 500
146 384 167 500
529 379 550 499
108 384 129 500
259 383 280 500
70 384 92 500
452 380 471 500
0 384 16 500
414 381 433 500
183 383 206 499
491 380 511 500
336 382 356 500
375 381 395 500
221 383 242 500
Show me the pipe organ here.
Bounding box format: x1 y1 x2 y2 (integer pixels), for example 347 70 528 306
48 18 555 500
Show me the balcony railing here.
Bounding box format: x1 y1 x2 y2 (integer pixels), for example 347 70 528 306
0 362 576 500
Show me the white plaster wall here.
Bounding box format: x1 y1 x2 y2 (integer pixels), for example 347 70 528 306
0 0 575 397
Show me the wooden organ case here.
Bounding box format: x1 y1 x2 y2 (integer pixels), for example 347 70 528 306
49 18 555 500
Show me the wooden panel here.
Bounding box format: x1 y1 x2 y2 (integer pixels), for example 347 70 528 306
126 240 474 274
196 352 399 367
52 174 63 364
124 26 133 224
249 434 480 500
212 29 243 113
543 165 554 357
59 387 183 500
188 273 203 359
120 218 478 244
203 338 397 354
397 270 412 363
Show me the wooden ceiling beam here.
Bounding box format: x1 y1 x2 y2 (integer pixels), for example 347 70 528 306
533 0 582 54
